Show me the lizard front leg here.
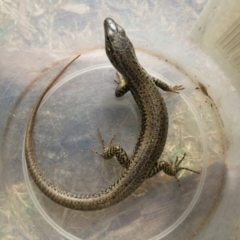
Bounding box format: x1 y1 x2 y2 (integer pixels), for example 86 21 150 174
114 72 130 97
151 77 184 93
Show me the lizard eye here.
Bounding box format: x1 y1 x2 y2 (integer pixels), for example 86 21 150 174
106 35 109 41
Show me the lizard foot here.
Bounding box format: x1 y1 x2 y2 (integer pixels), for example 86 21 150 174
170 85 185 93
160 153 200 186
92 129 116 159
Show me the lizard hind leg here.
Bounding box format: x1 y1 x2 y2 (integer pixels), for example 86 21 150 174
147 153 200 186
92 129 116 159
92 129 131 169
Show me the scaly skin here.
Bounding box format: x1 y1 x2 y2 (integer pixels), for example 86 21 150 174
25 18 199 211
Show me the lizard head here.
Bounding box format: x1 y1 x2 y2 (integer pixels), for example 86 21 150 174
104 18 136 73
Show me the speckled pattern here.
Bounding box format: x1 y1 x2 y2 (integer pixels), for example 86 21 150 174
25 18 199 211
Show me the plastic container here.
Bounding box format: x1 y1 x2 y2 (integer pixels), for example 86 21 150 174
0 0 239 239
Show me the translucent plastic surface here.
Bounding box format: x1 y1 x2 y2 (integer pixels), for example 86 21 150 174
1 0 238 240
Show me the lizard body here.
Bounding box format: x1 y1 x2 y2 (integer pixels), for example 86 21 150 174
25 18 199 210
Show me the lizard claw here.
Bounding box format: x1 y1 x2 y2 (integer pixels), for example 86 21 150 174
170 85 185 93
